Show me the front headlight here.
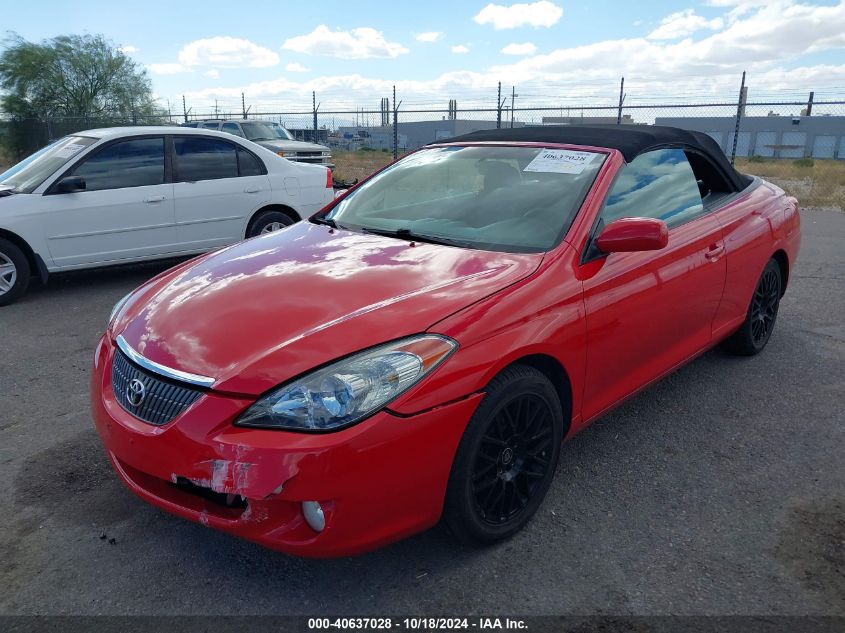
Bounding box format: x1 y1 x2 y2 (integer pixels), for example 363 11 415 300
236 335 457 432
108 292 132 326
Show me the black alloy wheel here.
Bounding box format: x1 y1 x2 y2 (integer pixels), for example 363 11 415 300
472 394 555 525
723 257 782 356
443 364 564 544
750 264 780 346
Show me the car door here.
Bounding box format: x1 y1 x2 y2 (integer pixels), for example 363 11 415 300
171 135 271 250
39 136 177 268
579 148 727 420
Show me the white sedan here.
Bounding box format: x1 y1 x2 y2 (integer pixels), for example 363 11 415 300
0 127 335 305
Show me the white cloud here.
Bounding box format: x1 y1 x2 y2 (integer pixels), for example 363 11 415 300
285 62 310 73
416 31 444 43
119 45 139 54
282 25 408 59
178 36 279 68
501 42 537 55
179 2 845 110
148 63 188 75
204 69 220 79
488 0 845 83
648 9 724 40
451 44 471 54
474 1 563 29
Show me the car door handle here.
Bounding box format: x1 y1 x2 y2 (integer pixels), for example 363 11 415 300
144 195 167 204
244 187 261 194
705 244 725 260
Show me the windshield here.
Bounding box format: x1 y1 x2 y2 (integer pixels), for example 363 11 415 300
323 145 606 253
241 122 293 142
0 136 97 193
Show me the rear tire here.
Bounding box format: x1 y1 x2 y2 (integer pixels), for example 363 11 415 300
723 258 782 356
246 210 296 238
0 238 30 307
443 365 564 545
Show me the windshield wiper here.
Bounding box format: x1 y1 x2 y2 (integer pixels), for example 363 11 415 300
311 216 339 228
360 227 473 248
250 137 275 142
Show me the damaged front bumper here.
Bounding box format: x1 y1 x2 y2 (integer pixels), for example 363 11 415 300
90 336 482 557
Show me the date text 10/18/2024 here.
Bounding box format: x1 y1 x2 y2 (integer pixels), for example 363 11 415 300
307 618 528 630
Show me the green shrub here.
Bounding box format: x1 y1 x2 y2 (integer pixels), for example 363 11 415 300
793 158 814 168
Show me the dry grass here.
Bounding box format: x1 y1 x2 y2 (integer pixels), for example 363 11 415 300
736 157 845 209
331 149 397 183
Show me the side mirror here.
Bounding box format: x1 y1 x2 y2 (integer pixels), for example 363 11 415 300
596 217 668 254
56 176 86 193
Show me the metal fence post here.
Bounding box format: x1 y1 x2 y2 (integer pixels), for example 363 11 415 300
616 77 625 124
497 82 502 129
392 85 398 160
312 91 318 142
730 71 746 165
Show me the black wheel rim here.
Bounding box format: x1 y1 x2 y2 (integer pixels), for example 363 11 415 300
751 267 779 345
471 394 554 526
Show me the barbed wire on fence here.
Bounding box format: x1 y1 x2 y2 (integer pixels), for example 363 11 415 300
2 73 843 208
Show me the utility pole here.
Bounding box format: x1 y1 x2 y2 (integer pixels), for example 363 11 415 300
616 77 625 124
242 93 247 119
730 71 746 165
496 82 502 129
182 95 187 123
806 91 814 116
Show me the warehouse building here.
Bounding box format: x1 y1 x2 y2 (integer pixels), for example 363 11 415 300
654 115 845 159
337 119 525 151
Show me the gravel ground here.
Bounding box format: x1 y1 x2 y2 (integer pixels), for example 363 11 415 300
0 209 842 616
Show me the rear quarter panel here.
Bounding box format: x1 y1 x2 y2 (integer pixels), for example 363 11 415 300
711 178 800 340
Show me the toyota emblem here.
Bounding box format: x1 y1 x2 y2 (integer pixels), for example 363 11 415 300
126 378 146 407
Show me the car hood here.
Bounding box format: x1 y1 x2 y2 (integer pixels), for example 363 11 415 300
257 139 329 153
115 222 543 395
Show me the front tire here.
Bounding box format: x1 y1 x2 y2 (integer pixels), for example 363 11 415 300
443 365 564 545
0 238 30 306
246 210 296 238
723 258 782 356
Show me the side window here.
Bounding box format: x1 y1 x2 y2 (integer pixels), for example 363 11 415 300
71 137 165 191
201 122 221 130
174 137 239 181
237 148 263 177
601 148 704 228
222 122 245 138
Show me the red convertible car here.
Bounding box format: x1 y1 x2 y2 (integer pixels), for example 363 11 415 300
92 126 801 557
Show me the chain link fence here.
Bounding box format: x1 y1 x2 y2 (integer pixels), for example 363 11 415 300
2 83 843 208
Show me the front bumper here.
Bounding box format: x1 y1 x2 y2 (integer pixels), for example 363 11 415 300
91 336 481 557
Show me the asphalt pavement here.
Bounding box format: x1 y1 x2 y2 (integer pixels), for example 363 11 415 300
0 209 843 616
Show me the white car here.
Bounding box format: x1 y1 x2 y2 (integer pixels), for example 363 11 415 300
0 127 335 305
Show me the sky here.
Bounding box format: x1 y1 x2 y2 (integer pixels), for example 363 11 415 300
6 0 845 116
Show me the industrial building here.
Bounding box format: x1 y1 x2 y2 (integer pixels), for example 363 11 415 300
654 115 845 159
336 119 525 151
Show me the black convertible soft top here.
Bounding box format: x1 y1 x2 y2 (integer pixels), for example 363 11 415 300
440 125 752 191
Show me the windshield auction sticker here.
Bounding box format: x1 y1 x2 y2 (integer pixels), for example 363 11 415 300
54 143 87 159
523 149 595 174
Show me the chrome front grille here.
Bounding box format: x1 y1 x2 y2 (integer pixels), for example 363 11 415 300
111 350 203 425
